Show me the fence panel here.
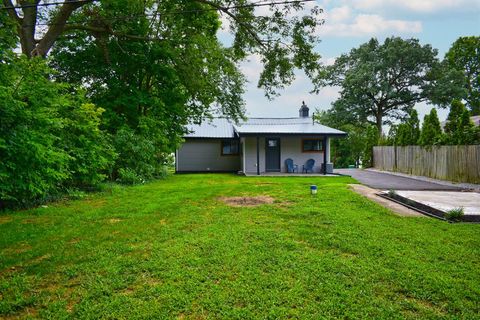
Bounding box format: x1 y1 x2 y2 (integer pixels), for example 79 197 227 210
372 145 480 184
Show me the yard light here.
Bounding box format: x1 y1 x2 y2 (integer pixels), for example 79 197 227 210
310 185 317 195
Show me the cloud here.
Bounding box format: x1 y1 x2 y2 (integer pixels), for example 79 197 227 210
318 10 422 37
350 0 480 14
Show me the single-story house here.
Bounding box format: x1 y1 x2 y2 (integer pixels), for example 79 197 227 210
175 102 347 175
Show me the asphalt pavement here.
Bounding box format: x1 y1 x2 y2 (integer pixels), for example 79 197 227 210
335 169 463 191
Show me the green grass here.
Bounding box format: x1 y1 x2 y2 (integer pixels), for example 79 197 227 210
1 174 479 319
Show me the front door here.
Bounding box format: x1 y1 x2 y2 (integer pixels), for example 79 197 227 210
265 138 281 172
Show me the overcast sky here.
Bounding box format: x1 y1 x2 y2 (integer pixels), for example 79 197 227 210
228 0 480 122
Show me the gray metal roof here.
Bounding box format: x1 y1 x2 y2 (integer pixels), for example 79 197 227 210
184 118 235 138
184 117 346 138
234 118 346 136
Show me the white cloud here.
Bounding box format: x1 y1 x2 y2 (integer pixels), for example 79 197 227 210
318 12 422 37
349 0 480 14
328 6 352 22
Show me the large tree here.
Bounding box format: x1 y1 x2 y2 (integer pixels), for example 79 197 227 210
2 0 325 181
317 37 465 135
445 36 480 115
2 0 323 99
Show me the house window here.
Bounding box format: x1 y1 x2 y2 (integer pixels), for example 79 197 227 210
221 140 240 155
302 139 323 152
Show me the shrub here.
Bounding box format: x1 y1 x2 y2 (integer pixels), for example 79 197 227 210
388 189 397 197
444 207 464 222
117 168 145 185
0 57 113 209
112 125 171 183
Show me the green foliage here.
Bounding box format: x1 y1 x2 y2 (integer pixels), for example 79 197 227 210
444 100 480 145
445 36 480 115
0 57 113 208
387 189 397 197
112 126 170 184
363 125 380 167
316 110 379 168
317 37 464 135
396 110 420 146
419 109 443 146
444 207 464 222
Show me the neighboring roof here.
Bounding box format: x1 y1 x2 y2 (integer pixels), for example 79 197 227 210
184 118 235 138
184 117 346 138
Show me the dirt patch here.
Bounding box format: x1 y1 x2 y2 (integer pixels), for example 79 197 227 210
108 218 123 224
219 196 275 207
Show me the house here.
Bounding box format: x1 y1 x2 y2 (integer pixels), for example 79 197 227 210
175 102 346 175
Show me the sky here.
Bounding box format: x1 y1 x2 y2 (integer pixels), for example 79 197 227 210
227 0 480 122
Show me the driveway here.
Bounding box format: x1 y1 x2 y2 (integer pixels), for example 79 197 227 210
335 169 463 191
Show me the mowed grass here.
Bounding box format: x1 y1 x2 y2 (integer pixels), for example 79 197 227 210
0 174 479 319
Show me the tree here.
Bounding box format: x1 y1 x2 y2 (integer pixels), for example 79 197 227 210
418 108 443 146
2 0 323 99
2 0 325 182
315 109 376 168
317 37 465 135
396 109 420 146
444 100 479 145
445 36 480 115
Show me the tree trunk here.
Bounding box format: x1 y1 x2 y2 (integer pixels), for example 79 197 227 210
3 0 89 58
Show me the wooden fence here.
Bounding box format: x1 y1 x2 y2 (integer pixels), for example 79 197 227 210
372 145 480 184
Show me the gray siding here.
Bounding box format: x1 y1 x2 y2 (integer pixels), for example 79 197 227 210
177 139 240 172
243 136 328 174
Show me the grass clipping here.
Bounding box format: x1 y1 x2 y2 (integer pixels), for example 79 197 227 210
219 196 274 207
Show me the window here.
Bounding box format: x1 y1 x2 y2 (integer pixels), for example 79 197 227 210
302 139 323 152
221 140 240 155
267 139 278 147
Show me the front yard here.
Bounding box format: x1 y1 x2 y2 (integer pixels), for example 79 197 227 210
1 174 479 319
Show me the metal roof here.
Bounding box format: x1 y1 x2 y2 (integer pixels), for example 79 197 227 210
234 118 346 136
184 117 346 138
184 118 235 138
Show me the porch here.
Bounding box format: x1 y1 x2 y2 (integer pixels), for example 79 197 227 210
244 172 340 177
240 135 335 175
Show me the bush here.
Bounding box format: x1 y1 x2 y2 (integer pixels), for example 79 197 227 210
117 168 145 185
444 207 464 222
388 189 397 197
0 57 114 209
112 125 171 183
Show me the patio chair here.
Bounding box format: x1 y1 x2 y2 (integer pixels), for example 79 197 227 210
302 159 315 173
285 158 298 173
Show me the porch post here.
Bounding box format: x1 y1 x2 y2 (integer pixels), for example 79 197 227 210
256 136 260 175
323 135 327 175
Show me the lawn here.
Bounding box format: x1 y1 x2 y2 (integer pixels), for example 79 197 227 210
0 174 479 319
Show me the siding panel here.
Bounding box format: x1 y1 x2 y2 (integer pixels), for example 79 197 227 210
177 139 240 172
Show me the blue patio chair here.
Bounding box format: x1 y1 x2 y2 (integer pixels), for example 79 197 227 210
302 159 315 173
285 158 298 173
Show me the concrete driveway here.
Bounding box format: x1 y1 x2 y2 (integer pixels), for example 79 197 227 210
335 169 463 191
